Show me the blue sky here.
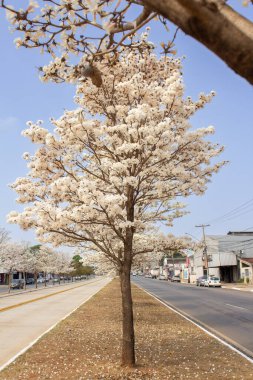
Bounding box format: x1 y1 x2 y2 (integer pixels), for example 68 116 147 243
0 2 253 245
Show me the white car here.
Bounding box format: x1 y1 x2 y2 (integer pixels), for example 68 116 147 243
37 277 45 283
204 276 221 287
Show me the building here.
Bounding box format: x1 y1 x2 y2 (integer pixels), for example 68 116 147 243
194 232 253 283
0 268 6 284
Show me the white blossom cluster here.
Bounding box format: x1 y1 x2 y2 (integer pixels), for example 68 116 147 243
3 0 159 84
8 47 226 270
80 250 115 275
0 242 70 276
0 242 26 274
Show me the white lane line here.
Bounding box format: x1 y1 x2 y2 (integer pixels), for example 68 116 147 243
136 284 253 365
225 303 249 311
0 279 111 373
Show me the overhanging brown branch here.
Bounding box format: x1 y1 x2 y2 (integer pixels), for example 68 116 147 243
142 0 253 84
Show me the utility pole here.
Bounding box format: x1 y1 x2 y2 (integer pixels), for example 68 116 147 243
195 224 210 276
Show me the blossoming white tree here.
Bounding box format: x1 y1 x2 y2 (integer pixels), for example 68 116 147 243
130 233 193 271
0 242 26 292
80 250 115 276
80 233 192 277
22 244 55 287
52 252 72 282
8 45 225 366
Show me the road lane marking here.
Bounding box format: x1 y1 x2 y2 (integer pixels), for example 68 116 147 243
0 278 111 373
225 303 249 311
134 283 253 365
0 279 103 314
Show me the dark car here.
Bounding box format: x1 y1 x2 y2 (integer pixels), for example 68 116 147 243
10 279 25 289
196 275 207 286
26 277 35 285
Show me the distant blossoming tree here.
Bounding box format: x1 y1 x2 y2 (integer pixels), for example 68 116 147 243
81 251 114 275
0 242 25 292
80 233 192 276
23 244 57 287
8 46 225 366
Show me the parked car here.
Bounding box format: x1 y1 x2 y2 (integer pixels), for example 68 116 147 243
204 276 221 287
158 274 166 280
26 277 35 285
196 276 207 287
145 274 152 278
171 275 181 282
10 279 25 289
52 277 60 283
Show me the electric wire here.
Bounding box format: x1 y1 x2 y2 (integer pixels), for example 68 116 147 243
206 197 253 225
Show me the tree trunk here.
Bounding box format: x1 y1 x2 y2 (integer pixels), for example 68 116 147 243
35 272 38 289
23 271 26 290
120 262 135 367
143 0 253 85
8 272 11 293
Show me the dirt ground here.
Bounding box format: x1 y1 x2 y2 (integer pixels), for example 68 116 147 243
0 279 253 379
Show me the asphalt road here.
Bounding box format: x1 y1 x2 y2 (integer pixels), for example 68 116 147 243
132 277 253 357
0 277 111 369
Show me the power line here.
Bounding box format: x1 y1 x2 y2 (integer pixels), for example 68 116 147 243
206 197 253 225
219 206 253 223
241 226 253 231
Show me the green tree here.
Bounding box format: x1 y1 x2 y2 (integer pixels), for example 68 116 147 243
71 255 94 276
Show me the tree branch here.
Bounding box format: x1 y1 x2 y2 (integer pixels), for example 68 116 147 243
142 0 253 84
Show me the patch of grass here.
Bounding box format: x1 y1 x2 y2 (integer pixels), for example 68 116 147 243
0 279 252 379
